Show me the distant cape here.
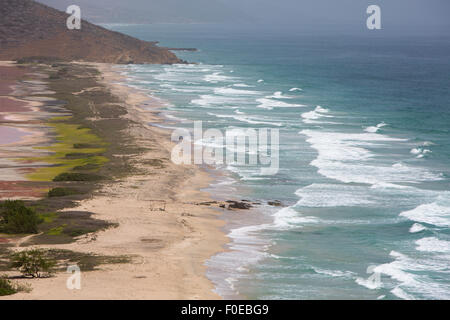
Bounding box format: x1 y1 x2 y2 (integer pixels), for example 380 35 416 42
0 0 183 64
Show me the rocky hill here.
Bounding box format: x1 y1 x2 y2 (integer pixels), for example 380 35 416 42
0 0 182 64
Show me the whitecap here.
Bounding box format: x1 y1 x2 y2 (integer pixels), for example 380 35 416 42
233 83 253 88
301 106 333 124
272 207 318 229
300 129 442 184
207 112 283 126
267 91 293 99
204 72 236 83
295 184 376 207
356 251 450 299
410 147 432 158
313 267 355 278
257 98 305 110
391 287 416 300
416 237 450 253
400 201 450 228
191 94 250 107
214 87 260 96
364 122 387 133
409 223 427 233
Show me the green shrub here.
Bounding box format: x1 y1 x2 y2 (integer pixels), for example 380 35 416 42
0 277 16 296
0 200 42 234
10 249 56 278
48 187 79 197
0 275 32 296
53 172 105 182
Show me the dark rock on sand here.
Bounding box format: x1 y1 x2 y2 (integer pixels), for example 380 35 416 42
226 200 253 210
268 200 283 207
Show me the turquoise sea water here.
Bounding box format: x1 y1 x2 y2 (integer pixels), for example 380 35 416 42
106 24 450 300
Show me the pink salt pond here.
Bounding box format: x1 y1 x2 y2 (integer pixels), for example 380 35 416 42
0 126 31 145
0 97 31 112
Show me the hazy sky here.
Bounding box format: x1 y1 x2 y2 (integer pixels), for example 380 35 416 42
221 0 450 32
39 0 450 34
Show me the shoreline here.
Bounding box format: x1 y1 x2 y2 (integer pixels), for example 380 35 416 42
95 62 230 299
1 62 228 300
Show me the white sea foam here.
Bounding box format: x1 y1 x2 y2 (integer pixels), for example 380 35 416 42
289 87 303 92
391 287 416 300
416 237 450 253
272 207 318 229
191 94 250 107
295 184 376 207
204 72 236 83
400 201 450 228
214 87 260 96
364 122 387 133
233 83 253 88
267 91 292 99
409 223 427 233
314 106 329 113
313 267 355 278
207 112 283 126
256 98 305 110
296 183 442 211
300 129 442 184
356 250 450 299
410 147 432 158
301 106 333 124
207 222 272 297
355 276 382 290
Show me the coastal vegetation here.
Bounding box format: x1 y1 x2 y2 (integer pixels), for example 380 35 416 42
0 62 140 246
0 200 42 234
53 172 106 182
48 187 82 197
0 62 140 295
10 249 56 278
0 277 17 296
0 63 135 246
26 119 108 182
0 276 31 296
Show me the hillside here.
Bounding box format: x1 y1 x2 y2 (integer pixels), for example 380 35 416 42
0 0 182 64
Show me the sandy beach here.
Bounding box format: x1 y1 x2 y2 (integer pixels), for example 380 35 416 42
1 62 228 300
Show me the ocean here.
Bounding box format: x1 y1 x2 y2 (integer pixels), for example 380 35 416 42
104 23 450 300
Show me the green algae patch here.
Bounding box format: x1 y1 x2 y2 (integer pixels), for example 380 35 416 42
26 120 109 182
38 212 58 224
46 225 66 236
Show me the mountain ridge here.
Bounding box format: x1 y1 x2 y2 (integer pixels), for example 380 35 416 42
0 0 183 64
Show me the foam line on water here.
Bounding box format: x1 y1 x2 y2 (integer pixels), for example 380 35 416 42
300 129 443 184
400 197 450 228
355 250 450 299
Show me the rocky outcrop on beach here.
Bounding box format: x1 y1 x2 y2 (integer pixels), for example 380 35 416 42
0 0 183 64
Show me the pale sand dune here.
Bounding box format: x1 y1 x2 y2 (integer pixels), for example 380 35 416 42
5 63 227 300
